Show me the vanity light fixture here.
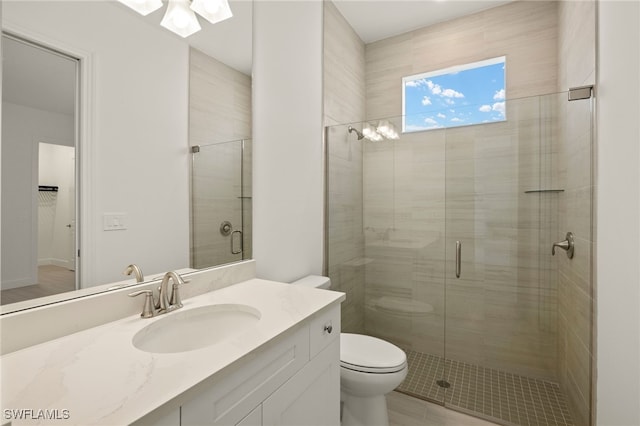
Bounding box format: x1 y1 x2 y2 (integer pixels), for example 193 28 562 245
118 0 233 38
362 123 383 142
376 120 400 140
360 121 399 142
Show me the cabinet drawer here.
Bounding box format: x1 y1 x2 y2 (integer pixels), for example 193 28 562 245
309 303 340 359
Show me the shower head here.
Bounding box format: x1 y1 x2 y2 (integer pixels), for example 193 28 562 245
348 125 365 140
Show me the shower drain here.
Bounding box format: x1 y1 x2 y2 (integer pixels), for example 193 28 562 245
436 379 451 388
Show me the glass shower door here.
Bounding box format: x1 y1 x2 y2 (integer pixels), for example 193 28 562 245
442 92 592 426
191 139 250 269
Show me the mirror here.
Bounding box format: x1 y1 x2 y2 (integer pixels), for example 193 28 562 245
1 0 252 312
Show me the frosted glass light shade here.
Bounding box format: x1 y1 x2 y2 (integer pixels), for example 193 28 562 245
377 120 399 140
363 123 383 142
161 0 202 38
190 0 233 25
117 0 163 16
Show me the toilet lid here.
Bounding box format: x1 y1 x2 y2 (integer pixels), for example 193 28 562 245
340 333 407 373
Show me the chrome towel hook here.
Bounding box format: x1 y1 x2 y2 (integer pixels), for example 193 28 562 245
552 232 575 259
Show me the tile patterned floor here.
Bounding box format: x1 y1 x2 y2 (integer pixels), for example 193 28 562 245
397 350 575 426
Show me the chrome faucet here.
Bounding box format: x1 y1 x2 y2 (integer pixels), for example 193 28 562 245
128 271 186 318
123 264 144 283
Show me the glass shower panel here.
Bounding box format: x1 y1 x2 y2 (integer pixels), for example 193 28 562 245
325 123 367 335
443 94 559 380
241 139 253 260
325 117 448 404
442 92 590 426
364 116 448 404
191 139 248 269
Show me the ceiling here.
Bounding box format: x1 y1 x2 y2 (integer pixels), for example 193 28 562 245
333 0 513 44
2 0 515 116
2 36 78 116
189 0 514 75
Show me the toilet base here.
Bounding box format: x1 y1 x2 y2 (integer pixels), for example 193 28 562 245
341 393 390 426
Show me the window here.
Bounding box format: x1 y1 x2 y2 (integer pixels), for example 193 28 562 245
402 56 506 132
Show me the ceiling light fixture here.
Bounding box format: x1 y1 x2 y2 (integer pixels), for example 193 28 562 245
190 0 233 25
161 0 201 38
118 0 233 38
118 0 163 16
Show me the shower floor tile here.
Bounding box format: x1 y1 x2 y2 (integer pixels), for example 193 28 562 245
396 350 575 426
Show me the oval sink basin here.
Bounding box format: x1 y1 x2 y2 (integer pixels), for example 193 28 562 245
132 304 261 354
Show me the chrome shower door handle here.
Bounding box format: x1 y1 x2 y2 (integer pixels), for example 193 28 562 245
455 241 462 278
231 230 243 255
552 232 575 259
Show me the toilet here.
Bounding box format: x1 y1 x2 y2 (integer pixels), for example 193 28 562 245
291 275 408 426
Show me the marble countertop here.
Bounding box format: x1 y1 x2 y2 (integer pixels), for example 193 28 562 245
1 279 345 425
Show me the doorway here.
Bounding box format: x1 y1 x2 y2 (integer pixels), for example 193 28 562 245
1 33 80 305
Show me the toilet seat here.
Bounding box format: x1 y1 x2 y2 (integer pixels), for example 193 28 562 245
340 333 407 374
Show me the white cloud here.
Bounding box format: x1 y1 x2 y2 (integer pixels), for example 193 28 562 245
445 98 455 105
424 117 438 125
492 101 506 115
451 117 463 122
426 80 442 95
479 105 492 112
493 89 505 100
421 96 432 106
405 78 427 88
441 88 465 98
437 113 446 119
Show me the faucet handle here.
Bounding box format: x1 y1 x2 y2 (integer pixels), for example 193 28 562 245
128 290 155 318
170 277 188 308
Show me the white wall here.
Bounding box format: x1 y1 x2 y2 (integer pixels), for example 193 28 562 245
252 0 324 282
1 103 74 288
597 1 640 424
2 1 190 287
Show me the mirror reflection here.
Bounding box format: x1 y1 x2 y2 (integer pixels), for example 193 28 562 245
2 34 79 305
1 0 252 311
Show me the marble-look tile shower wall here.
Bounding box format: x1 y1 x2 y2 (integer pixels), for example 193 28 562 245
362 1 561 381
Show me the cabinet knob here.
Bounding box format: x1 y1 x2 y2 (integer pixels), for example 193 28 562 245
324 324 333 334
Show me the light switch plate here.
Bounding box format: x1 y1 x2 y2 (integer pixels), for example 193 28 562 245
103 213 127 231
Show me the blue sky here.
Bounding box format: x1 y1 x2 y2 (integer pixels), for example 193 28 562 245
403 58 506 132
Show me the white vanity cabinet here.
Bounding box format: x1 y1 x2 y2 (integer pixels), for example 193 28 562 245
168 304 341 426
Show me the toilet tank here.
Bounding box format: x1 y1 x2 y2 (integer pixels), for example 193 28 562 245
290 275 331 290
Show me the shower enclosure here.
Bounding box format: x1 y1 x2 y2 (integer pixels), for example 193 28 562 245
191 139 253 269
326 91 593 426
